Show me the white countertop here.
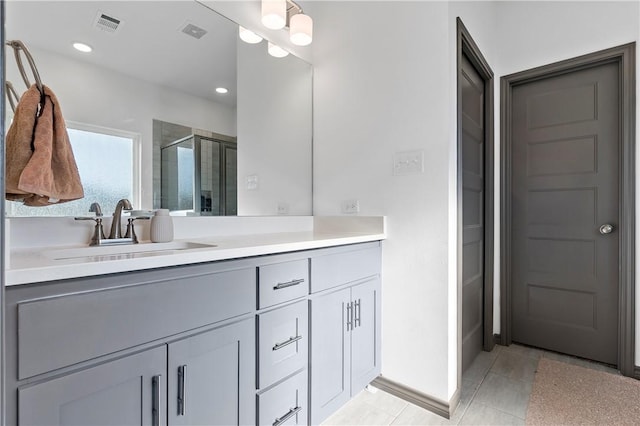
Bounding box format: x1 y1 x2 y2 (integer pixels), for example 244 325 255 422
7 228 386 286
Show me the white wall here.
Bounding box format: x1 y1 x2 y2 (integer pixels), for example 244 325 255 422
309 0 456 401
237 40 313 215
5 47 236 209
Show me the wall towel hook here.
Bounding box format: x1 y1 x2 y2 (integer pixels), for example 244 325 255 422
5 81 20 113
5 40 44 95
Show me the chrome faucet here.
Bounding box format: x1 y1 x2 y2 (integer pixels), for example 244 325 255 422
76 199 147 246
109 198 133 239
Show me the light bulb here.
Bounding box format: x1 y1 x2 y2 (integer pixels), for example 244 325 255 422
262 0 286 30
73 42 93 53
239 26 263 44
268 42 289 58
289 13 313 46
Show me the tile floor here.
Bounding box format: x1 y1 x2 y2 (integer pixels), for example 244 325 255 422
322 344 618 426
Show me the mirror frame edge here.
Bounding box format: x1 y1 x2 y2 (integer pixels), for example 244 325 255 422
1 0 7 422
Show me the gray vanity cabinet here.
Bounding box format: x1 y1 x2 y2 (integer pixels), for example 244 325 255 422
7 241 382 426
168 318 255 426
309 242 382 425
18 346 167 426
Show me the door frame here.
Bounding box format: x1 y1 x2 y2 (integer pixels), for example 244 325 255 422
456 17 495 382
500 43 636 377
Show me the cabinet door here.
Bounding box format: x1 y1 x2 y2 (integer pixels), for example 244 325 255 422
351 277 382 393
18 346 166 426
310 288 352 425
168 318 255 426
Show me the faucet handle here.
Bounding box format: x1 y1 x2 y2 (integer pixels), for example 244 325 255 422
74 216 106 246
124 217 148 243
89 202 103 217
74 216 99 221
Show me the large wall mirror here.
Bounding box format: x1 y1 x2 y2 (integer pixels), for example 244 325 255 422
4 0 312 216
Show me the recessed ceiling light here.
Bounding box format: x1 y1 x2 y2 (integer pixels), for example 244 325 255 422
73 42 93 53
215 87 229 94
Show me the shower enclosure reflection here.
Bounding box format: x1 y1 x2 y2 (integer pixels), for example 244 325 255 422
161 134 237 216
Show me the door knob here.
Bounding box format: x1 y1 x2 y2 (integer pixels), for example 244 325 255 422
599 224 615 235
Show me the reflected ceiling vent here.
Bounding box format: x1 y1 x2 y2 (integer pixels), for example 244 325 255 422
180 22 208 40
93 11 122 34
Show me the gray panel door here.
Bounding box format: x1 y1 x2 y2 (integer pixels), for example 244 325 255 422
511 61 619 365
168 319 255 426
310 288 351 425
461 54 485 372
351 278 381 393
18 346 166 426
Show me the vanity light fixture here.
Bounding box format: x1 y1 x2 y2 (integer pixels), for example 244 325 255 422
261 0 313 46
72 42 93 53
289 12 312 46
286 0 312 46
215 87 229 94
262 0 286 30
268 42 289 58
239 26 263 44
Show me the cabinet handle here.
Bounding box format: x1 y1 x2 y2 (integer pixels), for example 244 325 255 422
273 278 305 290
272 335 303 351
355 298 361 328
346 302 353 331
152 375 161 426
177 365 187 416
273 406 302 426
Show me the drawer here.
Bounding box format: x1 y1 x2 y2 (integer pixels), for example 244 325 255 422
257 370 307 426
257 300 308 389
311 243 381 293
258 259 309 309
17 266 255 380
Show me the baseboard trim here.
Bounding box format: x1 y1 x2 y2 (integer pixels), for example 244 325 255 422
371 376 457 419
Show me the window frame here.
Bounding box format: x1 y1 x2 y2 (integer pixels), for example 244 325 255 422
6 121 142 217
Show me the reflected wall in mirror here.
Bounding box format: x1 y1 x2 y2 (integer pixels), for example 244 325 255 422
4 0 312 216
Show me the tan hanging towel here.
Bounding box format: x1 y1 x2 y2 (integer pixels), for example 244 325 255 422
5 84 40 201
5 84 84 206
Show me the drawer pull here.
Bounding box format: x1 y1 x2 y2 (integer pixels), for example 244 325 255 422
273 406 302 426
273 278 305 290
177 365 187 416
272 335 303 351
152 375 162 426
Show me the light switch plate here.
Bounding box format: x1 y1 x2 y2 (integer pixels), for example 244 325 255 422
394 150 424 175
246 175 259 190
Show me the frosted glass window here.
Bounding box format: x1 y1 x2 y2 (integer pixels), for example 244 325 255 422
8 126 137 216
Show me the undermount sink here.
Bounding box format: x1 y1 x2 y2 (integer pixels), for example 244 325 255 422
45 241 217 261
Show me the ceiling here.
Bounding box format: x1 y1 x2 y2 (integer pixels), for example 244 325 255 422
5 0 238 107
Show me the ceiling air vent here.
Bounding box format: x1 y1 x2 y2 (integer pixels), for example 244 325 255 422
180 22 207 40
94 11 122 34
